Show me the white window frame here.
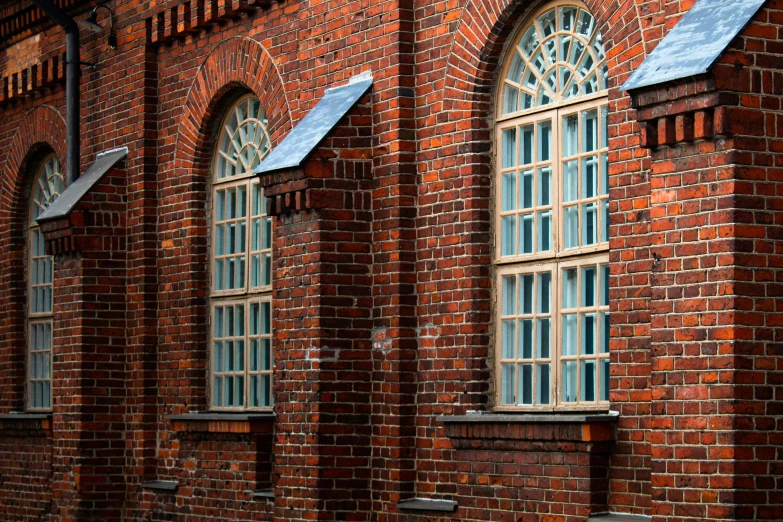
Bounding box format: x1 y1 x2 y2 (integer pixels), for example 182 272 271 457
27 154 64 412
494 1 610 411
209 94 274 412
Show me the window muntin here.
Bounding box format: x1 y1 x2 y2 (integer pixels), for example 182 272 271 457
501 4 608 116
27 155 64 411
210 95 274 411
495 3 609 411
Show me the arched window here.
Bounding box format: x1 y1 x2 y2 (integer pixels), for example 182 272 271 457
210 95 274 410
28 154 64 411
495 2 609 410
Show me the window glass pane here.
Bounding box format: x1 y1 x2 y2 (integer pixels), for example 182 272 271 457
502 276 516 316
582 266 596 307
520 170 534 209
601 105 609 149
262 253 272 286
537 317 550 359
560 6 576 32
601 360 610 401
250 375 259 407
214 377 223 406
262 375 272 407
562 314 577 357
250 340 259 371
581 360 596 401
563 160 578 202
503 85 519 114
537 121 552 162
213 335 225 371
502 128 516 168
537 211 551 252
537 273 551 314
502 174 516 212
539 9 556 37
600 312 610 354
519 364 533 405
538 167 551 206
508 53 525 83
562 361 577 402
236 340 245 372
262 339 272 371
520 320 533 359
563 206 578 249
583 202 597 246
563 114 578 157
501 364 515 404
562 269 577 309
582 109 598 153
537 364 550 404
263 217 272 249
520 125 534 165
521 274 534 314
582 313 596 355
519 25 539 57
602 200 610 243
582 156 598 199
252 219 261 252
501 216 516 256
262 302 271 335
502 321 515 359
520 214 534 255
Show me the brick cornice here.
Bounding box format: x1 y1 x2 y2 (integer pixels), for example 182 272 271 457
39 212 82 255
145 0 273 48
257 154 355 216
626 75 747 150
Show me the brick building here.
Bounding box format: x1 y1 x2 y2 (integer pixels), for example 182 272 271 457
0 0 780 520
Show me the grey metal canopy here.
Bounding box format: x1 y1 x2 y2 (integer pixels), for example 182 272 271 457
36 147 128 222
621 0 766 91
254 71 373 175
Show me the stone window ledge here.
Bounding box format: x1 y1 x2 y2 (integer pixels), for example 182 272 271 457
588 514 651 522
249 488 275 500
168 412 274 434
141 480 178 493
0 413 52 433
397 498 458 512
437 411 618 443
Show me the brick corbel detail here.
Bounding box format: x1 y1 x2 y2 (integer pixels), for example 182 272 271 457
629 77 741 150
257 153 343 216
39 211 84 256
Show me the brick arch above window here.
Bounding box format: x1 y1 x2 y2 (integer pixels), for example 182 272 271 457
174 36 292 172
161 37 290 413
3 105 67 206
437 0 642 130
0 104 65 412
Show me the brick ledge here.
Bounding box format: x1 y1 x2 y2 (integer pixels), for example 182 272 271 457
0 413 52 433
437 411 618 424
438 412 617 443
168 413 274 434
589 514 651 522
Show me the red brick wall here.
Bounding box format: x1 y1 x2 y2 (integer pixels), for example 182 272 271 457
0 0 780 521
0 422 52 521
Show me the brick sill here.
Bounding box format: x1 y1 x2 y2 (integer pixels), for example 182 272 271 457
437 411 618 442
0 413 52 433
168 413 274 434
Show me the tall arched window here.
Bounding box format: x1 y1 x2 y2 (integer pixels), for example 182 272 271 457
28 154 64 411
495 2 609 410
210 95 274 410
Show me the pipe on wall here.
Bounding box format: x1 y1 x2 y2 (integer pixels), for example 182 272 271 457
31 0 80 185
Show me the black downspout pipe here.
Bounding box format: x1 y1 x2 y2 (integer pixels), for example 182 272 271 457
31 0 80 185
